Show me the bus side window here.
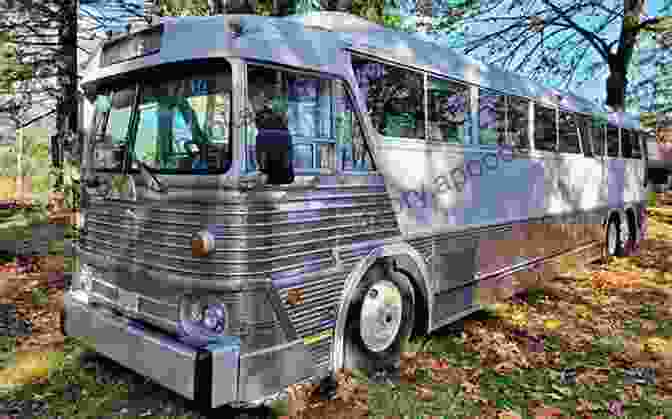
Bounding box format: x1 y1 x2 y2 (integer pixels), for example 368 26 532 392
578 115 593 157
631 131 642 159
334 80 374 172
478 88 505 146
558 110 581 154
606 124 619 157
591 118 605 157
622 129 633 158
351 55 425 140
507 97 530 151
428 77 471 144
534 104 557 152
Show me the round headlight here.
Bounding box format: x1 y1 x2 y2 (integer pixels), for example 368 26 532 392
179 295 228 345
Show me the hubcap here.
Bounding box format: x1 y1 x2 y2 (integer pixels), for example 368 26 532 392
622 220 630 245
608 222 618 255
360 280 403 353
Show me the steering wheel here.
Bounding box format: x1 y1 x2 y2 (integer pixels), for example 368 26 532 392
182 140 199 158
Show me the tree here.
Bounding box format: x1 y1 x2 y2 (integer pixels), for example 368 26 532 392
0 0 149 191
427 0 672 112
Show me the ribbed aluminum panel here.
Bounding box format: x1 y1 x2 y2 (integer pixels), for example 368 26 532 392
80 182 402 361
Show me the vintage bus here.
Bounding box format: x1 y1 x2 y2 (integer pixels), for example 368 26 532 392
63 11 648 410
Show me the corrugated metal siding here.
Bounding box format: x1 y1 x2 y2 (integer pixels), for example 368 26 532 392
80 182 401 361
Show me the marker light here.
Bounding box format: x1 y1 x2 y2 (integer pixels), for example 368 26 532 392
192 230 215 257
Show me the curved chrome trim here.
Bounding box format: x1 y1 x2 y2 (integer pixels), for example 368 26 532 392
330 240 431 372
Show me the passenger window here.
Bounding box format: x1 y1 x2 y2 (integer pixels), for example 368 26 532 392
621 129 633 158
428 77 471 144
351 55 425 139
507 97 530 151
606 124 619 157
534 104 557 152
246 65 334 172
478 89 506 146
558 111 581 154
334 80 374 172
591 118 605 156
631 131 642 158
577 115 593 157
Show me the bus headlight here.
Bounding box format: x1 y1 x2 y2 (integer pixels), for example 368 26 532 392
179 295 228 344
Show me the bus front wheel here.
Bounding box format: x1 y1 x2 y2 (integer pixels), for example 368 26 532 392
342 263 415 381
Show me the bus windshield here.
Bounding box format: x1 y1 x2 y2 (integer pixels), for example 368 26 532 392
89 66 233 174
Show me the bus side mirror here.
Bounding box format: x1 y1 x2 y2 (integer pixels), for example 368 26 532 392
256 128 294 185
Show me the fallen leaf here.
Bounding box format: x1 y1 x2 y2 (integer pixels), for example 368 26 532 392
498 411 522 419
544 319 562 330
534 406 563 419
416 385 434 401
431 358 451 370
494 361 517 374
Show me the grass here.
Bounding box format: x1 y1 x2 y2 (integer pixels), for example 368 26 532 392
2 195 672 418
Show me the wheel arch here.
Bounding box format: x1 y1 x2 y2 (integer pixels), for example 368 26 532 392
331 241 432 372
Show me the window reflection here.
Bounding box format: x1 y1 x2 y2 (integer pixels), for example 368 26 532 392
352 55 425 139
606 124 619 157
479 90 506 146
534 105 557 152
429 77 471 143
558 111 581 154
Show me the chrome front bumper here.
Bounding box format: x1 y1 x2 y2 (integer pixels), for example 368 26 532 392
63 289 319 408
63 290 239 408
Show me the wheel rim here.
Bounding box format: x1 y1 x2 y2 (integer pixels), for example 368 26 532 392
608 221 618 255
360 280 403 353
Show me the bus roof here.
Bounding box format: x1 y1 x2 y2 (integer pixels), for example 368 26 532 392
81 12 640 130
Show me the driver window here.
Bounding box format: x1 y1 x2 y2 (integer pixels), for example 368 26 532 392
134 72 232 173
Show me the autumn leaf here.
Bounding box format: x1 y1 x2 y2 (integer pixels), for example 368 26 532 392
544 319 562 330
641 337 669 353
431 358 451 370
416 385 434 401
498 410 522 419
494 362 518 374
575 305 592 320
534 406 563 419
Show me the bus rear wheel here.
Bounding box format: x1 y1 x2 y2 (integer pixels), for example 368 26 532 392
342 263 415 382
606 216 623 257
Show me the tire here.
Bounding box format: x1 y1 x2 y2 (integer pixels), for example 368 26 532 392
342 262 415 379
606 216 623 257
622 212 638 256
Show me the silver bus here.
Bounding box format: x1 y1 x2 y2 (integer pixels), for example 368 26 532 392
63 11 648 410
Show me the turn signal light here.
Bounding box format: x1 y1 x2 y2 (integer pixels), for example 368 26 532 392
192 230 215 257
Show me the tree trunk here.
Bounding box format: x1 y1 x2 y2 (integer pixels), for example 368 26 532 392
53 0 78 190
416 0 432 33
319 0 352 12
209 0 257 14
607 0 646 112
272 0 293 16
606 58 627 113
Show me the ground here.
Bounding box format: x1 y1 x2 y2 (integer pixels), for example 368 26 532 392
0 196 672 418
